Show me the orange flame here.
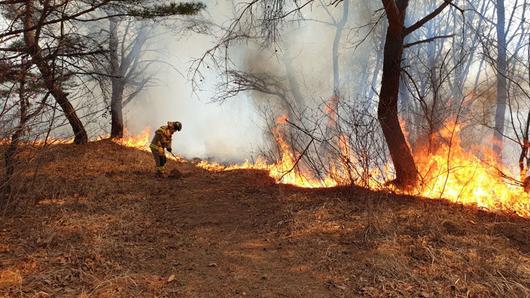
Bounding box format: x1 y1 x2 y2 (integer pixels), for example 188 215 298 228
413 123 529 217
276 115 288 125
115 128 152 150
119 120 529 218
114 128 182 161
197 125 338 188
324 95 339 127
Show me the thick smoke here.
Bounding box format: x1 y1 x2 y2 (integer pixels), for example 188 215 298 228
122 0 378 162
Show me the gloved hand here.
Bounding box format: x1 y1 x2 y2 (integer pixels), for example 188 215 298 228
167 147 172 153
158 147 164 155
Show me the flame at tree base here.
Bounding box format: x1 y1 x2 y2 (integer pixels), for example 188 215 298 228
411 124 529 217
114 129 151 150
114 124 529 218
114 128 183 162
196 123 529 218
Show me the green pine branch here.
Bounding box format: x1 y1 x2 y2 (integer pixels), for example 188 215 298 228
130 2 206 19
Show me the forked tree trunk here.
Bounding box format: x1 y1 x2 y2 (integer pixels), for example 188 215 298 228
378 0 418 188
23 1 88 144
493 0 508 161
108 19 151 138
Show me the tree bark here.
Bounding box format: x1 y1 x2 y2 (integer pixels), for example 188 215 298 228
365 38 384 111
493 0 507 160
519 28 530 180
331 0 349 99
2 75 28 200
316 0 350 157
110 83 125 138
109 17 125 138
323 0 349 132
378 0 418 188
23 0 88 144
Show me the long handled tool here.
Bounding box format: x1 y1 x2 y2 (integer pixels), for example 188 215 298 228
166 150 184 178
168 151 178 160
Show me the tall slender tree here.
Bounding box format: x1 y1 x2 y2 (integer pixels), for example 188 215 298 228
104 3 205 138
493 0 508 160
379 0 453 188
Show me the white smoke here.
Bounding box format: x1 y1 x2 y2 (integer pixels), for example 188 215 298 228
122 0 378 162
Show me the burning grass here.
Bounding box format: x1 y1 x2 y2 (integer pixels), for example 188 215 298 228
7 122 529 219
0 140 529 296
192 121 530 218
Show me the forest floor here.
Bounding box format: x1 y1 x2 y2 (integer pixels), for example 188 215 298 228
0 140 529 297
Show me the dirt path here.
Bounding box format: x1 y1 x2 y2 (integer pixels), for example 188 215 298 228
1 141 529 297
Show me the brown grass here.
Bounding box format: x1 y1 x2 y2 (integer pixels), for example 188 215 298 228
0 140 529 297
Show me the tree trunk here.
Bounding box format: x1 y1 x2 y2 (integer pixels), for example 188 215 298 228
282 53 305 107
323 0 349 131
493 0 507 160
109 17 125 138
519 31 530 180
378 0 418 188
110 83 125 138
365 38 384 111
22 1 87 144
319 0 349 156
331 0 349 99
3 61 31 201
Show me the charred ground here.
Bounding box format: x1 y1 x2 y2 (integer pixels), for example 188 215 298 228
0 141 529 297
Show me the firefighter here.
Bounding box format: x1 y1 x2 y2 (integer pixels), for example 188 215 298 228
150 121 182 177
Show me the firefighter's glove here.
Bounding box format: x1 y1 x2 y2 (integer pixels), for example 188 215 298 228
167 147 172 153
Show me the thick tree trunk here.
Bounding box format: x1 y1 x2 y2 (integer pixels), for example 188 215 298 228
22 1 88 144
493 0 507 160
109 17 125 138
378 0 418 188
110 83 125 138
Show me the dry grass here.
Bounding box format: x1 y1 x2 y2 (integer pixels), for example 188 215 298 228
0 140 529 297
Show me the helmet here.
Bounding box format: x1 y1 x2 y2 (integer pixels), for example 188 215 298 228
168 121 182 131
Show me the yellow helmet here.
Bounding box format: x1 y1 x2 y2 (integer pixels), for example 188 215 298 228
168 121 182 131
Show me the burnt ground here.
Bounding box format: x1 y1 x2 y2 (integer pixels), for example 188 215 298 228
0 140 529 297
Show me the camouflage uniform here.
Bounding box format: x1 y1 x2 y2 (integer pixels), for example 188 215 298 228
150 122 181 176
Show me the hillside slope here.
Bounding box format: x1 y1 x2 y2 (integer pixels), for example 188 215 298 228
1 140 529 297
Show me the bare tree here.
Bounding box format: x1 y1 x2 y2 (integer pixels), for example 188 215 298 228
493 0 508 159
107 18 152 138
21 0 89 144
191 0 460 188
2 0 205 143
378 0 455 188
103 5 204 138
